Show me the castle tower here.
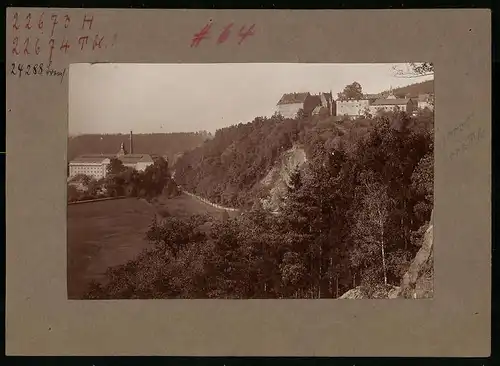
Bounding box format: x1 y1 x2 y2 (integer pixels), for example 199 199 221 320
117 142 127 157
387 85 396 99
329 89 333 115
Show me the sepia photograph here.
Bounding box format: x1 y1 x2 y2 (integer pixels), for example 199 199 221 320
67 62 434 300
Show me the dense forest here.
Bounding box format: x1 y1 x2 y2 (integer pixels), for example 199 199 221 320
382 80 434 98
85 107 434 299
173 108 433 209
68 131 210 162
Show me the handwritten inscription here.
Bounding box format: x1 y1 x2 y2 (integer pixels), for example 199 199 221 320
10 62 67 84
449 127 486 161
191 22 256 47
434 113 486 160
447 113 474 139
10 11 117 72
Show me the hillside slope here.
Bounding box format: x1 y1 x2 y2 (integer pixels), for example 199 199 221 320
382 79 434 98
173 115 308 208
259 145 308 212
68 132 209 162
174 109 433 210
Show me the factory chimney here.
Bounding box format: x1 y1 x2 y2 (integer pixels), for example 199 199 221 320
129 130 133 154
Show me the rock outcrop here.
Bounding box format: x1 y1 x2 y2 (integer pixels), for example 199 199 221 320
259 145 308 212
396 209 434 299
339 285 401 299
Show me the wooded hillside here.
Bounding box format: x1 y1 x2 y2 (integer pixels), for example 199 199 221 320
383 80 434 98
86 109 435 299
68 132 210 162
174 110 433 209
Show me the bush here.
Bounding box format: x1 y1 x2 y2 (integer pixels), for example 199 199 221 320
159 209 171 218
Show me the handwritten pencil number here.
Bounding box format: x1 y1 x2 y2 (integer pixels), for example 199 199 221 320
23 37 31 56
25 13 32 30
12 12 20 30
35 38 41 55
12 37 20 55
38 12 44 30
17 63 24 78
9 63 44 78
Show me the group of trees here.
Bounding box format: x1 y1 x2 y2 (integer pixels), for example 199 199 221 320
392 62 434 79
336 78 434 102
85 109 434 299
337 81 364 101
68 157 179 203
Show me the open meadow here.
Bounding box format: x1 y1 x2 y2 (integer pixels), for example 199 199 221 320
67 194 235 299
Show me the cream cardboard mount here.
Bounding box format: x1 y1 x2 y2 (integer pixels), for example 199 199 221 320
6 8 491 357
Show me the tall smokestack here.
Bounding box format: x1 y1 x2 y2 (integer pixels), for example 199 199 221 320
129 130 133 154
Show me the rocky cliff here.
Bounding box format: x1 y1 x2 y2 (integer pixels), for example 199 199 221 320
259 145 308 212
397 209 434 299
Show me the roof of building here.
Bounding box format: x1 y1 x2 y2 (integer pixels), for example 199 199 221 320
337 99 370 103
119 154 154 164
70 153 153 164
70 154 114 163
277 92 311 105
363 93 381 99
321 92 333 100
418 93 433 102
371 98 411 106
312 106 323 114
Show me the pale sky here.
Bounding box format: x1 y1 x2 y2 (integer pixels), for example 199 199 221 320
68 63 434 135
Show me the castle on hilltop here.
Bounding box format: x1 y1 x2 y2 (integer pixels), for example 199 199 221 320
275 86 434 120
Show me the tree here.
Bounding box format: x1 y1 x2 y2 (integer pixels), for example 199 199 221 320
411 151 433 221
107 158 126 176
221 210 230 221
67 184 80 202
350 174 394 288
146 215 207 259
87 178 101 197
392 62 434 78
279 251 307 297
337 82 363 101
296 108 309 120
409 62 434 76
68 174 92 187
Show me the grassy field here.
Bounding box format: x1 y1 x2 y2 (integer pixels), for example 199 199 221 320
67 194 237 299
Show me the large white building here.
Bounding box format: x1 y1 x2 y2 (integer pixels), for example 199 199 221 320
368 92 416 115
68 131 154 180
336 99 371 118
276 92 324 118
336 90 419 119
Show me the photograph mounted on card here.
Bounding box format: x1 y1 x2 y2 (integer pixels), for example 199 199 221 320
67 62 435 301
6 8 490 357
